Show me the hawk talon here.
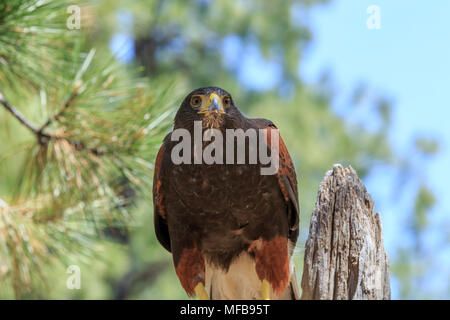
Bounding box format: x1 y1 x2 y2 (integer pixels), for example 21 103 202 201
194 282 210 300
261 279 271 300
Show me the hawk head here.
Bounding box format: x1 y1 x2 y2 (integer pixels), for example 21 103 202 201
174 87 241 129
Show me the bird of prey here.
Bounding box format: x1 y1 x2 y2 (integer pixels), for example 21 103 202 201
153 87 299 300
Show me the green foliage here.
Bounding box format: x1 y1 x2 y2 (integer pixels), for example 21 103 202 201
0 0 77 89
415 137 439 156
390 184 437 299
0 0 173 298
413 185 436 233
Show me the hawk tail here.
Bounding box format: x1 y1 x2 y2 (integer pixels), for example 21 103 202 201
288 266 300 300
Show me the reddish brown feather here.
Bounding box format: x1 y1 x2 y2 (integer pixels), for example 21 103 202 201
174 246 206 296
253 126 297 295
263 125 298 206
249 236 290 295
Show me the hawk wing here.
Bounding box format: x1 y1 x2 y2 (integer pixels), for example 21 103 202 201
262 122 300 299
266 123 299 243
153 135 171 252
250 119 300 243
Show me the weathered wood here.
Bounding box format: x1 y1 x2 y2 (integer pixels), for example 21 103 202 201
300 164 390 300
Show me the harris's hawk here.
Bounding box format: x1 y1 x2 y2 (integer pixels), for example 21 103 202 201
153 87 299 300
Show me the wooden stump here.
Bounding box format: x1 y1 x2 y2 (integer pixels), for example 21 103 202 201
300 164 390 300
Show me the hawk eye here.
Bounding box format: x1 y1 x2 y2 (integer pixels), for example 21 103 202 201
190 96 202 107
223 96 231 107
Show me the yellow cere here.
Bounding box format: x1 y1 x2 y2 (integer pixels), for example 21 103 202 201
195 93 226 114
208 93 221 104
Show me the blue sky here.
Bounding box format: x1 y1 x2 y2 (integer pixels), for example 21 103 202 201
298 0 450 298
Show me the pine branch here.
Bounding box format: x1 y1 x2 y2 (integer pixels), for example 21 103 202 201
56 137 105 156
0 91 104 155
38 82 82 133
0 92 51 145
0 1 174 298
0 0 78 89
0 92 39 134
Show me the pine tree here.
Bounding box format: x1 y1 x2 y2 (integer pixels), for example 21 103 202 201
0 0 173 298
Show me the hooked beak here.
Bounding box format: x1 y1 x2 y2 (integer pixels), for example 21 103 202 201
209 95 221 115
198 93 225 117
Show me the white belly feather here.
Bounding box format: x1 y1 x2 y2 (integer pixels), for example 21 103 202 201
205 251 297 300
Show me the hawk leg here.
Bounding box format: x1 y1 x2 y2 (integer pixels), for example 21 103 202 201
194 282 210 300
261 279 271 300
249 236 290 299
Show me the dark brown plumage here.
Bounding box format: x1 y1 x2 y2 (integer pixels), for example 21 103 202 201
153 87 299 299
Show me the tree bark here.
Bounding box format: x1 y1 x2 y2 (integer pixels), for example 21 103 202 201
300 164 390 300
